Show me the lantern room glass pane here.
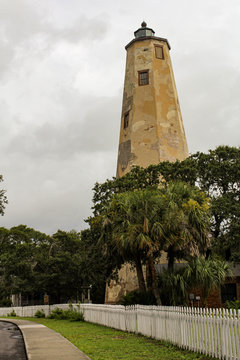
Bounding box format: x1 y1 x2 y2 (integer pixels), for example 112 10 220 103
146 29 153 36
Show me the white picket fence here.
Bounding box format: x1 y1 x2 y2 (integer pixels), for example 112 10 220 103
0 303 239 359
79 304 240 360
0 303 71 317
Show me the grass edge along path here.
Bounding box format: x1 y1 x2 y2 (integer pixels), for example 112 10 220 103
21 317 218 360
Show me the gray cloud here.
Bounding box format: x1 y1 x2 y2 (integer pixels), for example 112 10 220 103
0 0 240 234
0 0 110 79
6 94 120 159
50 15 109 44
176 51 240 153
0 0 44 43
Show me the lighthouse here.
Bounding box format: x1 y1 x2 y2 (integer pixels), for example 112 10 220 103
105 23 189 303
116 22 188 178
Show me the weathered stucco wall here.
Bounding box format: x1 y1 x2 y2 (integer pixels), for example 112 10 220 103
116 38 188 178
104 264 140 304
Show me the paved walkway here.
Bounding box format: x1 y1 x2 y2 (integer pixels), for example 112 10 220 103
0 320 27 359
0 318 91 360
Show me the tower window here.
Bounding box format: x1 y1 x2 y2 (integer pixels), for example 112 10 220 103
138 70 149 86
155 45 164 59
124 112 129 129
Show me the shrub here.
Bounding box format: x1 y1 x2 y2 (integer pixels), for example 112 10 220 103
34 309 46 318
65 309 84 322
48 306 84 322
0 298 12 307
226 299 240 310
118 290 156 306
48 307 64 319
7 309 16 317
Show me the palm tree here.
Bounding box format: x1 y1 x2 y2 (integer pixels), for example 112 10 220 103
103 182 211 305
184 256 232 307
105 189 165 305
157 257 232 307
158 268 188 306
159 182 211 270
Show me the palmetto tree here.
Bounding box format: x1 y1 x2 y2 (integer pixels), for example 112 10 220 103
184 256 232 307
105 189 165 304
160 182 211 270
103 182 211 305
158 257 231 306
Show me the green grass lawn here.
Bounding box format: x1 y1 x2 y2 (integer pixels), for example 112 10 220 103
22 317 217 360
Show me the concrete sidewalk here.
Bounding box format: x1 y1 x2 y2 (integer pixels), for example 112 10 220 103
0 318 91 360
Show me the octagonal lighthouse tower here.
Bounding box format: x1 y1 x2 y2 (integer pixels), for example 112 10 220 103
105 23 189 303
116 22 188 178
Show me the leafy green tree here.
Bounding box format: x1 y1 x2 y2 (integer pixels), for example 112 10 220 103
227 221 240 263
80 222 124 303
33 230 83 303
192 147 240 262
0 224 122 305
92 146 240 263
0 225 49 302
155 146 240 262
0 226 84 304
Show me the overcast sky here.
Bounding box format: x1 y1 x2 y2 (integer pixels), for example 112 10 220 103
0 0 239 234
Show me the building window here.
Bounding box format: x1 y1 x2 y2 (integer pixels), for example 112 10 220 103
124 112 129 129
221 283 237 304
155 45 164 59
138 70 149 86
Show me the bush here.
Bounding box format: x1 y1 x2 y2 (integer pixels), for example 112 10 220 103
0 298 12 307
48 306 84 322
34 309 46 318
7 309 16 317
118 290 156 306
65 309 84 322
48 307 65 319
226 299 240 310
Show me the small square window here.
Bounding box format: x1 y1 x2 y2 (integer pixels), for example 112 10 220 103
155 45 164 59
138 70 149 86
124 112 129 129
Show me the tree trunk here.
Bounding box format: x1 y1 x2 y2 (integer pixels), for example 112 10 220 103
134 255 146 292
146 262 153 292
147 250 162 305
167 245 175 271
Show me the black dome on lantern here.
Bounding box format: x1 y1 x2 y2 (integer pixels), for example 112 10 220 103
134 22 155 38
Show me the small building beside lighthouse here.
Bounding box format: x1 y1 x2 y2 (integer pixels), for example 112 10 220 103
105 22 189 303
